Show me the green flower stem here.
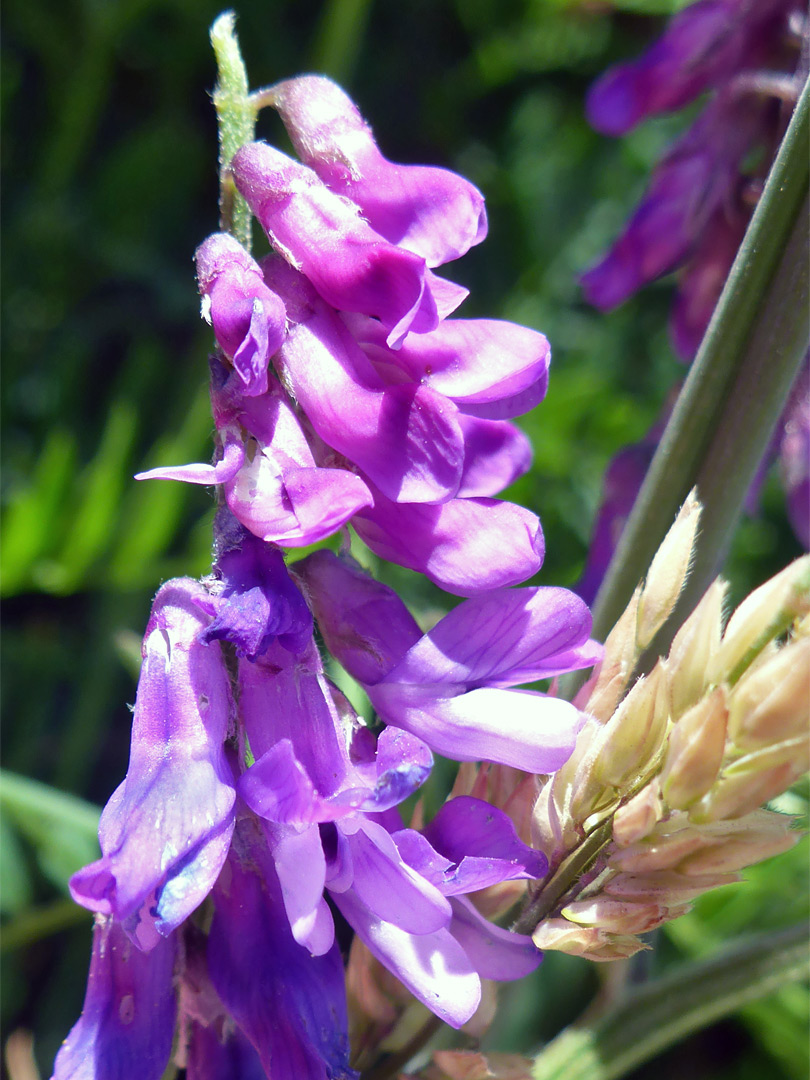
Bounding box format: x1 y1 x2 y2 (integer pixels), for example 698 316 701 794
592 77 810 650
531 923 810 1080
0 898 91 953
210 12 257 250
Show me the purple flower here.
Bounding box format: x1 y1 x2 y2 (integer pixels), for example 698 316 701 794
586 0 792 136
52 917 176 1080
232 142 468 348
207 815 357 1080
270 75 487 268
70 580 237 949
296 550 600 771
137 360 373 547
263 256 467 503
780 360 810 548
195 232 287 396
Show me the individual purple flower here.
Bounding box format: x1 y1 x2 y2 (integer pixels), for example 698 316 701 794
231 141 468 348
69 579 237 950
269 75 487 268
586 0 792 136
52 917 176 1080
137 359 373 547
195 232 287 396
296 550 601 771
350 483 545 596
199 508 313 660
263 256 467 503
582 92 763 313
207 814 358 1080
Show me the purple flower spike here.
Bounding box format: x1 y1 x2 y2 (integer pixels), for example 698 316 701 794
586 0 789 136
200 511 313 659
195 233 287 396
232 142 467 348
70 580 236 947
271 75 487 268
53 917 176 1080
264 258 466 503
208 816 357 1080
352 485 545 596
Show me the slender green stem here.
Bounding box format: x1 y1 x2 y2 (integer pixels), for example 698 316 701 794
532 923 810 1080
0 898 91 952
592 77 810 649
210 12 257 250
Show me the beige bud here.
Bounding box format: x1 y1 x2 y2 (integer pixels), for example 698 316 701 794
589 665 669 790
636 490 702 651
728 636 810 749
677 813 798 875
604 869 740 902
586 586 643 722
711 555 810 684
660 686 729 810
612 779 664 846
666 579 727 719
608 823 706 874
562 897 674 935
532 917 646 960
691 758 805 822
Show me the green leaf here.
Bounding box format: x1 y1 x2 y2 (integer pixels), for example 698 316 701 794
0 770 100 895
0 813 33 916
532 924 810 1080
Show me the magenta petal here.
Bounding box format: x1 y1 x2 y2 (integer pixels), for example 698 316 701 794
208 819 355 1080
53 917 176 1080
418 796 547 889
69 580 236 941
458 416 533 497
135 428 245 486
780 363 810 549
338 819 452 933
353 489 545 596
293 550 422 685
358 727 433 812
369 684 582 772
349 313 549 415
264 258 465 503
385 586 599 689
232 143 446 347
272 76 487 267
263 820 333 955
196 233 287 396
330 888 481 1028
448 897 542 980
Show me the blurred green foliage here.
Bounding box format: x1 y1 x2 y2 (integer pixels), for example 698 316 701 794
1 0 805 1075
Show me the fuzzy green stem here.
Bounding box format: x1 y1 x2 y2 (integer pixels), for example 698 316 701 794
210 12 256 250
592 77 810 650
532 923 809 1080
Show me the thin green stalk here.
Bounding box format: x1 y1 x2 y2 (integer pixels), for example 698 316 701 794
592 77 810 649
210 12 257 250
532 923 809 1080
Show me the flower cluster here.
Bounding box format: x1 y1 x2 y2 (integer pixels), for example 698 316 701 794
54 71 601 1079
576 0 809 601
529 498 809 960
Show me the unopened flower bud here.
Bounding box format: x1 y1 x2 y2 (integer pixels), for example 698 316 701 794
612 779 664 846
586 586 642 722
690 757 805 822
711 555 810 684
728 636 810 749
604 868 740 903
677 810 798 875
562 897 674 935
666 579 726 718
660 685 728 810
608 821 705 874
588 665 668 791
636 490 701 651
532 918 646 961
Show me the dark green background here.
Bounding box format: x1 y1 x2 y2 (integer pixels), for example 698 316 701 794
2 0 806 1075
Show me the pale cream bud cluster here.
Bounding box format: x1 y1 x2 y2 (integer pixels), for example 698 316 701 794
528 495 809 961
